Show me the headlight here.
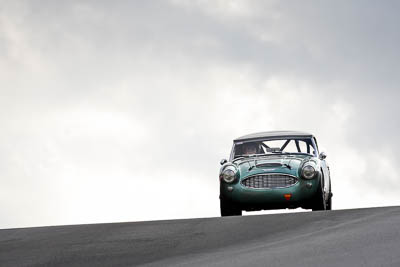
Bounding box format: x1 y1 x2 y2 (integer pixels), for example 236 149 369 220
221 167 236 183
302 165 315 179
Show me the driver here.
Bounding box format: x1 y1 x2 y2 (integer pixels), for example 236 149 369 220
243 142 260 155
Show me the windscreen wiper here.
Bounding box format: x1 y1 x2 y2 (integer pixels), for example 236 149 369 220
234 154 263 159
232 155 250 162
270 151 289 154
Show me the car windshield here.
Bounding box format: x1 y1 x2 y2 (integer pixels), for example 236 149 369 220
233 138 317 159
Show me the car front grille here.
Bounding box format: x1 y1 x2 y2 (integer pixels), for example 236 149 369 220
241 174 298 189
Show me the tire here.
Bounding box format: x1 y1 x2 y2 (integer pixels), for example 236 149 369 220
326 182 332 210
312 178 326 211
220 199 242 216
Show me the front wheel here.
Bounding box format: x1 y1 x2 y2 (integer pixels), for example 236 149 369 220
220 199 242 216
312 179 326 211
326 182 332 210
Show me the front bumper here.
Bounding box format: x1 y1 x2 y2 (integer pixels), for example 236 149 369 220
220 176 319 210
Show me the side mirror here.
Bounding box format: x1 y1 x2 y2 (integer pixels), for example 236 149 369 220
220 159 228 165
319 151 327 160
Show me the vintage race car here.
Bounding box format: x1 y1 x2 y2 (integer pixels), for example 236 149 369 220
219 131 332 216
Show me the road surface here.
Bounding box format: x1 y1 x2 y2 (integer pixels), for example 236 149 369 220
1 206 400 266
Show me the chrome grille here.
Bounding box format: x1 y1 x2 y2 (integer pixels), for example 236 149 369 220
241 174 298 189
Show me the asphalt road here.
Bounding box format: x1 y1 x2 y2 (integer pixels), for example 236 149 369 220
1 206 400 266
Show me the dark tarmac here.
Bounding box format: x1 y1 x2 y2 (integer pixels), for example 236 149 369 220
1 206 400 266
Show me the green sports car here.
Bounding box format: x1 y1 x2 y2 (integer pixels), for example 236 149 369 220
219 131 332 216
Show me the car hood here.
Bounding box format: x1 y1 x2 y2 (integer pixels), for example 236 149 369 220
235 155 312 178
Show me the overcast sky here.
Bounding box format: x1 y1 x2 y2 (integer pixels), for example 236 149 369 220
1 0 400 228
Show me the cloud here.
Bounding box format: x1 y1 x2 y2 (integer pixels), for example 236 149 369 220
1 0 400 228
